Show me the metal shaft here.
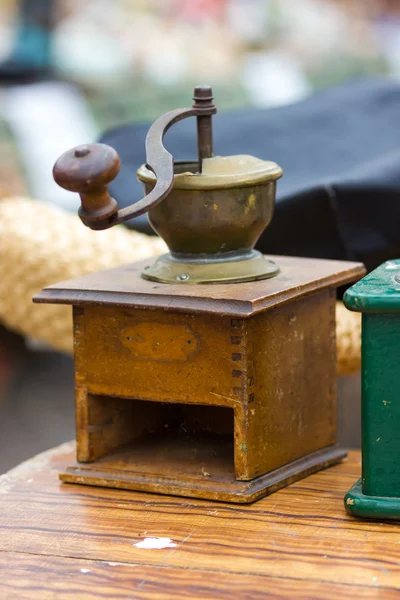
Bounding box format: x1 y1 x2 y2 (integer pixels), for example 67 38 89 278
193 85 215 170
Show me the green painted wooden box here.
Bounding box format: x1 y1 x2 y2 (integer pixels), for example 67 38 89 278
344 259 400 519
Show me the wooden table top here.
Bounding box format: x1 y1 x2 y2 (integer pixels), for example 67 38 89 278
0 444 399 599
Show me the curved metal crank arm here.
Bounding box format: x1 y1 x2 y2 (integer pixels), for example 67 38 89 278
52 85 216 231
111 105 212 227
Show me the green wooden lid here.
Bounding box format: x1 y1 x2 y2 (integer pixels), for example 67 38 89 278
344 259 400 313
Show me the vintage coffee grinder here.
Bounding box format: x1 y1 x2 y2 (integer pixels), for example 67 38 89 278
344 261 400 519
35 86 364 503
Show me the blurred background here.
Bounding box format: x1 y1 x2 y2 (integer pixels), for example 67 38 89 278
1 0 399 471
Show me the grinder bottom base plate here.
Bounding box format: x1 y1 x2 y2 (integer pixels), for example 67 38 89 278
60 444 346 504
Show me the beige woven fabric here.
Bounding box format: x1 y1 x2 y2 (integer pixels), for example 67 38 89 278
0 197 361 374
336 299 361 375
0 197 166 354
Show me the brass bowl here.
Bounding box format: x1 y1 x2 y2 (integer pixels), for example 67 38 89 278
137 156 282 260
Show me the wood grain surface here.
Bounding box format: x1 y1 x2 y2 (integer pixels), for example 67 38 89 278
0 443 399 599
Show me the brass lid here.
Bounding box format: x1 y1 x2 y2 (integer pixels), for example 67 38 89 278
137 154 283 190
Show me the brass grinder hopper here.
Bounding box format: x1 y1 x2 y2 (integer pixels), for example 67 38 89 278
53 85 282 284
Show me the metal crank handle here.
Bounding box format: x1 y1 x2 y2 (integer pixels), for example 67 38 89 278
53 85 216 230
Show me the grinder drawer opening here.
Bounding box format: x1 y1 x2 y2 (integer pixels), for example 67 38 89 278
79 394 236 482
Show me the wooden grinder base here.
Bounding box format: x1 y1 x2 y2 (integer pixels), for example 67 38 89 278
34 255 365 504
61 444 346 504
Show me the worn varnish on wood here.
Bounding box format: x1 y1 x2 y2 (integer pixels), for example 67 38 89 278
0 444 399 599
34 255 365 503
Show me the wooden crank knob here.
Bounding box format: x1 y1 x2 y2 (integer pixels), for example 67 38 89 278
53 143 120 228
